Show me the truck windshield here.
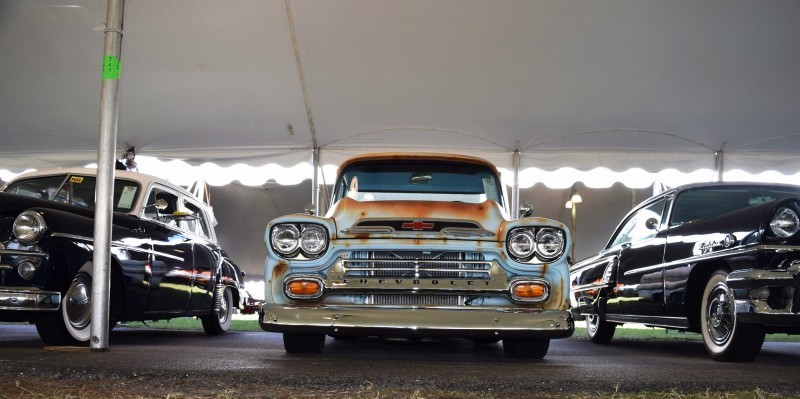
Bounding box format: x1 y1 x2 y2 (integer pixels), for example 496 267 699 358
3 174 141 213
331 160 505 207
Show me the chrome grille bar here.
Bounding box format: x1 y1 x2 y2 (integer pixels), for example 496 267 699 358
342 251 490 279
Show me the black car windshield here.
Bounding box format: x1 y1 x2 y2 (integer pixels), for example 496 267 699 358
331 160 505 207
3 174 142 213
670 185 800 226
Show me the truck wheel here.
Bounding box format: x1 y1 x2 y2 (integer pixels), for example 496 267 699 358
283 333 325 354
586 314 616 344
701 271 765 362
201 287 232 335
502 338 549 359
35 273 92 346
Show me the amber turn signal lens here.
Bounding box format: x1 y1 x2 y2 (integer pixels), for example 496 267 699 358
512 282 546 299
287 280 321 296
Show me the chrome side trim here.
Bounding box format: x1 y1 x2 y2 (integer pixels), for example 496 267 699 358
0 288 61 312
440 227 495 237
624 246 758 276
623 244 800 276
50 232 93 242
0 249 48 257
340 227 394 234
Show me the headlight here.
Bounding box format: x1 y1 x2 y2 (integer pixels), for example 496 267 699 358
13 210 46 245
271 224 300 256
536 228 565 261
507 228 535 260
770 207 799 238
300 224 328 256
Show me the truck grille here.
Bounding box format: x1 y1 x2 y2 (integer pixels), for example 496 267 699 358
343 251 490 279
369 294 462 306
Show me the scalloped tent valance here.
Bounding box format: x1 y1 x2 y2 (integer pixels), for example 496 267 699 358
1 1 799 179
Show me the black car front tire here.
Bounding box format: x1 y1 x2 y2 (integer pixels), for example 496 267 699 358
586 314 616 344
201 286 233 335
35 273 92 346
700 270 765 362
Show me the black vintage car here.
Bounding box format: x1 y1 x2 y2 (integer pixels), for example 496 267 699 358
570 182 800 362
0 168 249 345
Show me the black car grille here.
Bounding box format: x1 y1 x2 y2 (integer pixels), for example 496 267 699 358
343 251 490 279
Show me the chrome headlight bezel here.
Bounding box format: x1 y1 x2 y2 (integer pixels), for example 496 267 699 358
270 224 300 256
13 210 47 245
270 223 329 259
770 206 799 238
299 224 328 257
507 226 567 262
535 228 565 261
507 228 536 261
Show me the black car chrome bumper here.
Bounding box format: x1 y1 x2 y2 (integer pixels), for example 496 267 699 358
0 287 61 312
728 261 800 325
259 304 574 339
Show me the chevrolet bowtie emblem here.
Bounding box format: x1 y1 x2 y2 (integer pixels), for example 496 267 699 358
401 220 435 231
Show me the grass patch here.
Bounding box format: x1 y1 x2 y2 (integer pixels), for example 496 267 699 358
121 316 262 332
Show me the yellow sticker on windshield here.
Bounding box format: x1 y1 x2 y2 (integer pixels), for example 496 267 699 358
70 176 84 184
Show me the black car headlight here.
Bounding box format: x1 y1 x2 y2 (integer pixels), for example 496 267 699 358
270 223 328 259
13 210 47 245
770 207 799 238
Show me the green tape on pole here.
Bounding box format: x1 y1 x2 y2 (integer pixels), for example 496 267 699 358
102 55 121 80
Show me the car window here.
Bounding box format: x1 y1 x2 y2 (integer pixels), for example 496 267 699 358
608 198 668 249
4 174 140 213
670 186 800 226
331 160 504 207
142 187 180 226
181 199 210 239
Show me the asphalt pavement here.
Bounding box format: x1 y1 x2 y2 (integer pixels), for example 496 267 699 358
1 323 799 396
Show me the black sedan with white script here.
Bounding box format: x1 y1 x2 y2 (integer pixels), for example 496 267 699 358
570 182 800 362
0 168 250 345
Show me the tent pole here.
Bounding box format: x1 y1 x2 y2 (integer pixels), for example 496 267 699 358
511 150 520 218
714 150 724 182
312 147 320 215
90 0 124 352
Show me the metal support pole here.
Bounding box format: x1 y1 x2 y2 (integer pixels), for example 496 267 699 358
91 0 124 352
714 150 724 182
511 150 520 219
312 147 320 215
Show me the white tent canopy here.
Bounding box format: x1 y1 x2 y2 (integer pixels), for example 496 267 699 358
1 0 799 177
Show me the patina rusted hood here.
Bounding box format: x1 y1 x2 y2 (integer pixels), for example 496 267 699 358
327 197 507 241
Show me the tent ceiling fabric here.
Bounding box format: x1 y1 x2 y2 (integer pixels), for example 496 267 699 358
1 0 799 175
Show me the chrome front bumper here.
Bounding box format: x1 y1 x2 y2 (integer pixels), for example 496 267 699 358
728 262 800 325
260 304 574 339
0 287 61 312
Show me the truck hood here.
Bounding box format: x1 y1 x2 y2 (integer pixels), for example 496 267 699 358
328 197 508 241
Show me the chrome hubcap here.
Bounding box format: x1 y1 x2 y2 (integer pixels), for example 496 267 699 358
66 279 91 329
218 291 229 324
706 283 734 345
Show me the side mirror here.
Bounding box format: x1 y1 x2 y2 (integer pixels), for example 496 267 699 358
304 203 316 216
145 198 169 211
645 217 659 231
519 201 533 218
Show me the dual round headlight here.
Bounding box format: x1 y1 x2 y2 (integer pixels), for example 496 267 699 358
270 223 328 258
770 207 799 238
13 210 47 245
507 227 565 262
